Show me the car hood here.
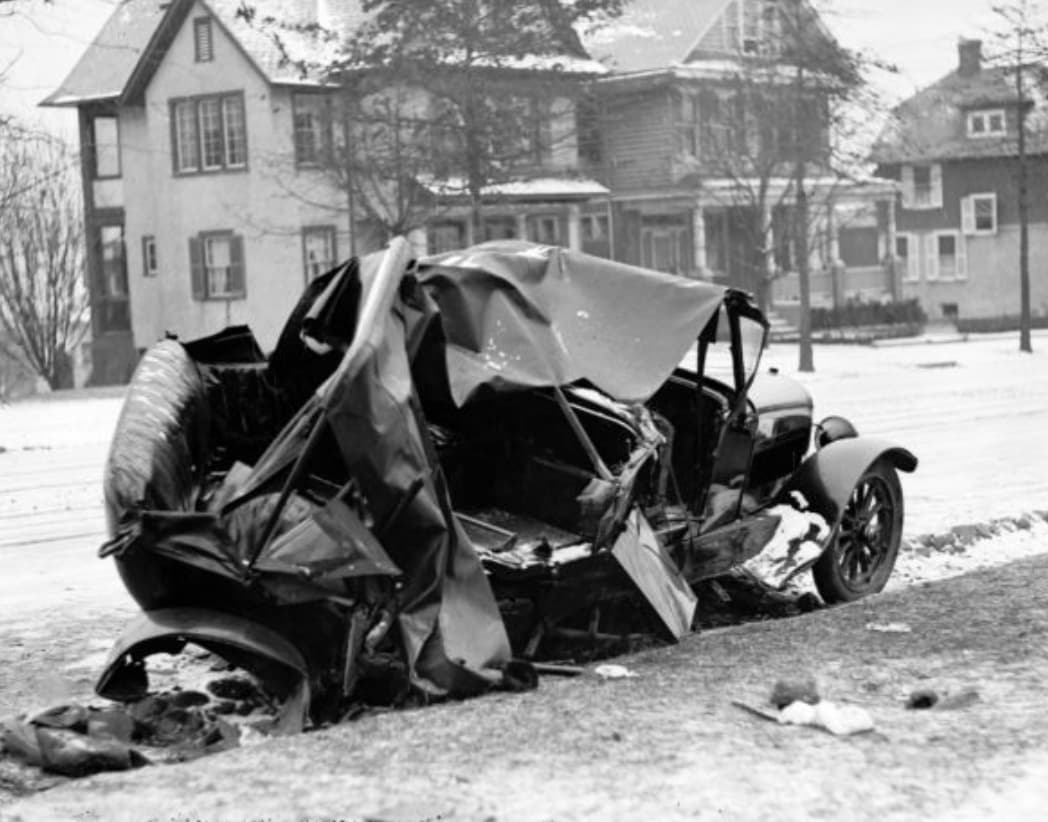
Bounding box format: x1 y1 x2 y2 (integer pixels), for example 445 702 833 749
417 241 727 405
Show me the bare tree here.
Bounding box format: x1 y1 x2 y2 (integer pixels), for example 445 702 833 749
236 0 620 248
683 0 872 372
989 0 1046 353
341 0 625 237
0 128 88 389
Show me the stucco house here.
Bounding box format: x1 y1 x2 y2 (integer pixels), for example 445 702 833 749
871 38 1048 323
582 0 897 318
43 0 610 384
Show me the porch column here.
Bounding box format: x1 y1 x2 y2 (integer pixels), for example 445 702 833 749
827 203 841 310
761 201 774 277
886 197 899 301
828 203 840 265
464 216 476 247
567 204 582 251
692 202 707 278
516 213 528 241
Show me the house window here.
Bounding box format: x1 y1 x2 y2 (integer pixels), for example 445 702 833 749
641 222 690 274
582 214 609 242
527 215 561 245
742 0 781 55
895 234 918 282
494 96 552 167
962 192 997 235
302 226 336 281
172 94 247 174
674 92 698 156
91 116 120 178
428 221 466 254
483 217 517 241
189 232 245 299
194 17 213 63
839 226 880 268
926 231 966 281
96 225 130 332
967 109 1005 138
142 235 158 277
576 96 602 166
293 94 328 166
901 163 942 209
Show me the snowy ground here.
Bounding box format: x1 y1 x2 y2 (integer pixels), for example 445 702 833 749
0 333 1046 628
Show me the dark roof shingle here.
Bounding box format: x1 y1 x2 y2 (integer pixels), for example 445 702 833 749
870 64 1048 164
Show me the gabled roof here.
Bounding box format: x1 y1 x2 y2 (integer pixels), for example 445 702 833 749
870 64 1048 164
41 0 345 108
40 0 170 107
583 0 729 74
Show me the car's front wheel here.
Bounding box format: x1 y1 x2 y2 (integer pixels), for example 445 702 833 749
813 460 903 603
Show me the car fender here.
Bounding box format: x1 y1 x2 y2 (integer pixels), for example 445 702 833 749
775 437 918 532
95 608 311 734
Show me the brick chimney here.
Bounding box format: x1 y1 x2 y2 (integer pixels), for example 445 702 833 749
958 38 982 76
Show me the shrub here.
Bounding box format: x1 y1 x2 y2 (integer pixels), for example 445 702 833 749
810 298 927 331
956 314 1048 334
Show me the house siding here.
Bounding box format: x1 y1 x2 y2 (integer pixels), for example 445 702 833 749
883 157 1048 231
878 156 1048 320
900 224 1048 319
126 0 346 352
600 89 675 192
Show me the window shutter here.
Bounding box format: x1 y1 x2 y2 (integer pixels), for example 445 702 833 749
900 165 914 208
228 234 246 297
189 236 206 299
961 195 975 235
956 234 968 280
930 164 943 208
924 234 938 281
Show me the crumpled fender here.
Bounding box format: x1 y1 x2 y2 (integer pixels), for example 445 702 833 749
95 608 311 734
775 436 918 532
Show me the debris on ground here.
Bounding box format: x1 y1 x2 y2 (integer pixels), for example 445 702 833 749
906 689 940 710
0 651 280 780
866 622 913 633
733 677 873 737
770 676 820 709
778 700 874 736
593 664 638 680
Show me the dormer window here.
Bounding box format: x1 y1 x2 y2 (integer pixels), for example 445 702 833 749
967 109 1005 138
741 0 782 55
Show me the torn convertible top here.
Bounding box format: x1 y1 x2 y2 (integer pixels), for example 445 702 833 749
417 241 727 405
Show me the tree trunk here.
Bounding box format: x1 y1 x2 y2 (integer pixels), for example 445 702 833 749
1017 64 1033 353
796 168 814 372
793 65 813 373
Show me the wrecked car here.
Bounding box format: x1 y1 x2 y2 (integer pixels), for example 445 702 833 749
97 238 917 727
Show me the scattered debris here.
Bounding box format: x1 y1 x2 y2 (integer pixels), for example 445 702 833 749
866 622 913 634
732 697 874 736
906 689 940 710
593 664 638 680
779 700 875 736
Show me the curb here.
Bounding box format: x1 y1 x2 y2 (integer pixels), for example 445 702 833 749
903 510 1048 555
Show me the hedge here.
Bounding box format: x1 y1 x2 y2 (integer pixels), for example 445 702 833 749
956 314 1048 334
810 298 927 331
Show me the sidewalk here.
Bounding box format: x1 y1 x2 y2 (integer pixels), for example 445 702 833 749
7 551 1048 822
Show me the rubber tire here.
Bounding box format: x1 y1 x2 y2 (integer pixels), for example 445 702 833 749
813 459 903 604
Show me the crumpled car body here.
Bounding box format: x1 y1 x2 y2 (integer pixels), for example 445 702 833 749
98 238 917 720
